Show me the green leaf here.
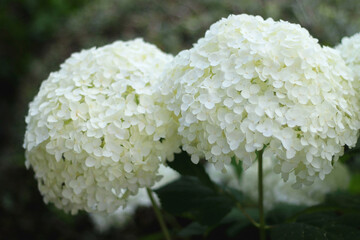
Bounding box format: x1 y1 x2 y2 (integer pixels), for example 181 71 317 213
267 203 307 224
322 192 360 212
271 221 360 240
139 232 165 240
273 193 360 240
177 222 207 238
167 151 214 188
287 192 360 222
271 223 328 240
155 176 235 226
335 213 360 228
220 208 257 237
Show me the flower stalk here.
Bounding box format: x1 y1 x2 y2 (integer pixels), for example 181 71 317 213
258 150 266 240
146 188 172 240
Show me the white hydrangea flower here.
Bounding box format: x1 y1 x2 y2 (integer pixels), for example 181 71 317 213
239 159 350 210
90 165 179 232
336 33 360 91
24 39 181 214
161 14 360 187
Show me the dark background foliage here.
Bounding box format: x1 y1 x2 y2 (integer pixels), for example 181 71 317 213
1 0 360 239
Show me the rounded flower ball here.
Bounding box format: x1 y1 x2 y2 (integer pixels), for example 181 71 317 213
23 39 181 214
161 14 360 187
336 33 360 91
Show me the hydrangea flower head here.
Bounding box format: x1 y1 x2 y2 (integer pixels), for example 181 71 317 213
161 14 360 186
24 39 181 214
336 32 360 91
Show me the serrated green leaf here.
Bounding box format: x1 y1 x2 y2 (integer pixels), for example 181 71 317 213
155 176 235 226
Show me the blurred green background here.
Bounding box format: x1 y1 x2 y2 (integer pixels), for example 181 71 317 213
1 0 360 239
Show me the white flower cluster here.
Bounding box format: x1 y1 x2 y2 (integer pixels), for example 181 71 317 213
239 159 350 210
90 165 179 232
336 33 360 91
24 39 181 214
161 14 360 187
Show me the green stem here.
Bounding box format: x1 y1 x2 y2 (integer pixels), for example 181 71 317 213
146 188 172 240
258 150 266 240
235 202 260 228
